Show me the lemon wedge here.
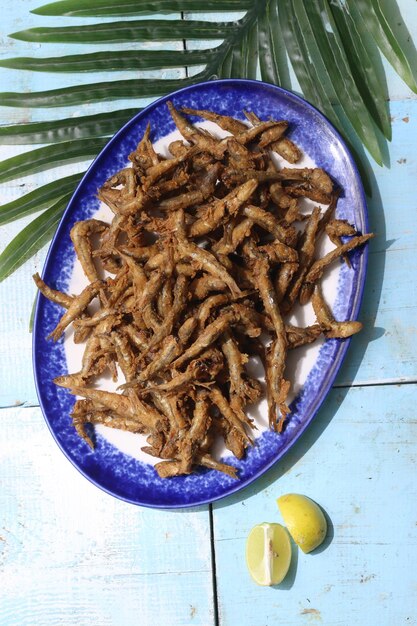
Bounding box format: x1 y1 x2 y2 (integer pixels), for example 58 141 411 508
277 493 327 554
246 522 291 586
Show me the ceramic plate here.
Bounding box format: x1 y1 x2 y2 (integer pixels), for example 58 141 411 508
33 79 368 508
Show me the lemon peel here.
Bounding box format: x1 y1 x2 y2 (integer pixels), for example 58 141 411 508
277 493 327 554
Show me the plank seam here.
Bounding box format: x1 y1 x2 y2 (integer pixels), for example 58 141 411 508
209 504 220 626
181 11 189 78
333 379 417 389
3 379 417 411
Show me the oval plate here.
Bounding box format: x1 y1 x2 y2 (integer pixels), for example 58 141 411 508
33 79 368 509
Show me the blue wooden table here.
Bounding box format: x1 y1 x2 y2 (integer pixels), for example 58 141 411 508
1 3 416 624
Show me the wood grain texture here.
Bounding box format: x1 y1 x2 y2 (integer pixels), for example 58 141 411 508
212 383 417 625
1 2 417 626
0 406 215 626
335 99 417 386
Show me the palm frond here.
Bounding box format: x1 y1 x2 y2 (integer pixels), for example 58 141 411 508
10 19 235 44
350 0 417 94
0 76 202 108
0 193 72 280
32 0 253 17
279 0 338 127
0 140 105 183
0 0 416 280
0 109 139 144
301 0 384 164
0 48 218 73
242 16 258 81
258 1 279 85
0 174 84 226
329 0 391 141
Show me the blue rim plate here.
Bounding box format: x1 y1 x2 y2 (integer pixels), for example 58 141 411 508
33 79 368 509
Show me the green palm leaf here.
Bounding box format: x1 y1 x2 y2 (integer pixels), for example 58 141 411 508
0 140 105 183
261 0 291 90
258 1 280 85
0 174 84 226
0 76 202 108
242 17 258 81
350 0 417 94
0 193 72 280
279 0 338 127
32 0 253 17
329 0 391 141
0 49 218 73
0 109 139 144
10 19 235 44
0 0 416 281
301 0 383 164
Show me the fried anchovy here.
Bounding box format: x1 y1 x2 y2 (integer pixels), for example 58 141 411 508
325 219 358 268
304 233 374 285
70 219 108 283
48 280 104 342
69 387 165 432
142 144 199 190
221 331 261 424
191 274 227 299
311 285 363 338
176 239 242 297
177 389 212 474
129 122 159 173
145 349 223 394
158 162 221 212
172 310 237 369
181 107 248 135
242 204 296 246
167 101 226 158
271 137 302 163
236 120 286 145
286 323 322 348
212 217 254 255
245 242 289 428
190 179 258 237
145 273 189 351
209 386 253 443
284 206 321 309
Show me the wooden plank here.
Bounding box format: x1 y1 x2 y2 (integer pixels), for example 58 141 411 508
212 383 417 625
0 3 416 625
336 98 417 386
0 406 215 626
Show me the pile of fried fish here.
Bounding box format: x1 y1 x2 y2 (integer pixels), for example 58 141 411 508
34 102 373 479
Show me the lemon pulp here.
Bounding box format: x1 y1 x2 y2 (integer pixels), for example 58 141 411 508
245 522 291 586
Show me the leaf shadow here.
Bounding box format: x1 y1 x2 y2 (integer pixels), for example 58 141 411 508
334 153 387 386
213 384 351 509
310 504 334 554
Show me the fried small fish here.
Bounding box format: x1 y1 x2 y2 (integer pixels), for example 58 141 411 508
37 102 373 480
